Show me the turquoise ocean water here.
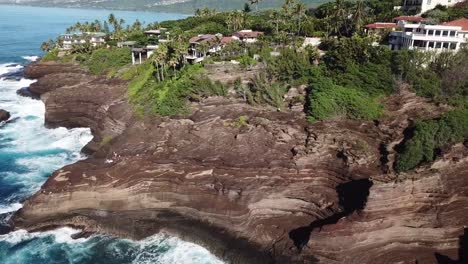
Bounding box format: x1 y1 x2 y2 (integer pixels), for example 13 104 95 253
0 5 223 264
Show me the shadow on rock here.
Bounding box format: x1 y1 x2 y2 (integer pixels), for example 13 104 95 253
289 179 373 251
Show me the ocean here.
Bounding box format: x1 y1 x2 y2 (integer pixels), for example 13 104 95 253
0 5 223 264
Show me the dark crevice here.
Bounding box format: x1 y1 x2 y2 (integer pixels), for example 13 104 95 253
289 179 373 251
379 143 390 173
435 227 468 264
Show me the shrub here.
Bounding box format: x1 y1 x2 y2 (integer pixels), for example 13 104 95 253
128 64 226 116
396 109 468 172
306 75 383 122
41 49 59 62
86 47 131 75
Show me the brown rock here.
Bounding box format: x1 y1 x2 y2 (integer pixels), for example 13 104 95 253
0 109 10 122
11 62 468 264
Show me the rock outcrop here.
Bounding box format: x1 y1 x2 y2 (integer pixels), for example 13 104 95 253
0 109 11 122
12 62 468 264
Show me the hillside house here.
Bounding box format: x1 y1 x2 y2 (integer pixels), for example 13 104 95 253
132 45 158 65
185 34 222 63
60 32 106 50
232 30 264 43
398 0 465 14
389 17 467 51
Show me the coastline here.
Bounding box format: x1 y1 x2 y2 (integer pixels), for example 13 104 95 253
10 61 468 264
0 3 193 15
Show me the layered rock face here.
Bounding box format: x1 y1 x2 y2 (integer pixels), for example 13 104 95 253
12 62 468 264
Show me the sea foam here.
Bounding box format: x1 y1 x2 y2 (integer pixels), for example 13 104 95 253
21 55 40 62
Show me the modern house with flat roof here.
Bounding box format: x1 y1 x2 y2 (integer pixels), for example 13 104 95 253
60 32 106 50
399 0 465 14
389 17 467 51
131 45 158 65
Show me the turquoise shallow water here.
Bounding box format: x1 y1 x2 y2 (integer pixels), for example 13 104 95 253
0 5 223 264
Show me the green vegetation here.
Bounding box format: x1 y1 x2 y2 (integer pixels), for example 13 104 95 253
40 48 59 62
40 0 468 172
86 48 132 75
396 109 468 172
307 73 383 121
100 135 114 147
224 115 249 128
128 64 226 116
423 1 468 22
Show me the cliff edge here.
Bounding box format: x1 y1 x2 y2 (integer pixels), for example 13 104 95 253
12 62 468 264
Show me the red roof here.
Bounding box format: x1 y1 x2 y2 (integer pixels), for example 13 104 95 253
393 16 426 22
443 18 468 31
189 34 217 44
233 30 263 38
220 36 234 44
365 23 397 29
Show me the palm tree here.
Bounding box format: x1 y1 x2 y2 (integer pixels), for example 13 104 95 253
270 10 282 35
227 11 244 31
294 2 307 36
108 14 116 31
155 44 168 81
353 0 366 33
198 41 210 58
250 0 262 11
331 0 350 37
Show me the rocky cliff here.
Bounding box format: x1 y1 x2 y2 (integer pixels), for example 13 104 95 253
12 62 468 263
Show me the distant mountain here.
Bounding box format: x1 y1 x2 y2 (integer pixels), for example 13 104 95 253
0 0 333 13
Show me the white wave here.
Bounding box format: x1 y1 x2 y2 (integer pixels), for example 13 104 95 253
0 227 89 245
0 203 22 214
133 234 225 264
0 63 23 76
0 72 93 211
22 55 40 62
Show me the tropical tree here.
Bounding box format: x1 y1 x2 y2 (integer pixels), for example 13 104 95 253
353 0 366 33
243 3 252 13
293 2 307 35
227 11 245 31
270 10 283 35
250 0 263 11
40 39 56 52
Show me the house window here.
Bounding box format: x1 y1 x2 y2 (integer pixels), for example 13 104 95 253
435 30 441 36
450 43 457 49
449 31 456 36
428 42 435 48
435 42 442 48
428 30 434 35
443 42 449 49
442 31 448 36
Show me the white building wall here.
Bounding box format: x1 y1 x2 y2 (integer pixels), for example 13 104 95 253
419 0 464 14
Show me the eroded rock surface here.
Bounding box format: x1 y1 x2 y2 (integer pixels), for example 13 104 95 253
12 62 468 264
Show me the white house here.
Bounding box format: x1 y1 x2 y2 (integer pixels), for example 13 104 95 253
400 0 465 14
389 17 467 52
131 45 159 65
61 32 106 50
302 37 322 47
232 30 264 43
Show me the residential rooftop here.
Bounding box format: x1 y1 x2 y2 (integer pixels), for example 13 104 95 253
443 18 468 31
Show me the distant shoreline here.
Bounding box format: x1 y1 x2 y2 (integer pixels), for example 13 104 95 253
0 3 193 15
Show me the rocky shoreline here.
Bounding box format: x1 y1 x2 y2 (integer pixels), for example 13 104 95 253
10 61 468 263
